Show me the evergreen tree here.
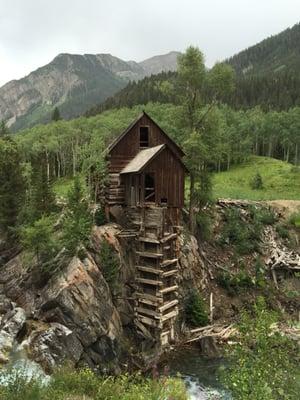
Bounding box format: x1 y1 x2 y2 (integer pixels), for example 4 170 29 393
0 138 25 243
21 215 57 264
62 176 92 254
0 120 9 136
51 107 61 121
25 156 57 222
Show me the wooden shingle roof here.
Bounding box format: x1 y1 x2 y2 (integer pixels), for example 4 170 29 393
120 144 165 174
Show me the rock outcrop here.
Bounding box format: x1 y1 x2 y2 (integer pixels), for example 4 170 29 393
0 224 129 372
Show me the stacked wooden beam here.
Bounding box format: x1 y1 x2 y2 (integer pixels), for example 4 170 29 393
133 207 179 346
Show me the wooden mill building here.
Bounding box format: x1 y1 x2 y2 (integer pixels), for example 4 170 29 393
106 111 187 226
105 112 187 346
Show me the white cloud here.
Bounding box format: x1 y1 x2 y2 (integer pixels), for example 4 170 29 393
0 0 299 86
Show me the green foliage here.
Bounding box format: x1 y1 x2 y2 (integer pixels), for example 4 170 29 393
0 367 188 400
29 162 57 222
184 290 209 327
51 107 61 121
213 156 300 200
250 172 263 190
94 206 106 226
220 297 299 399
217 270 254 295
250 206 276 225
21 216 58 265
219 208 262 255
276 223 291 239
62 176 92 255
255 256 267 288
0 119 9 136
0 137 25 242
289 211 300 228
99 240 119 291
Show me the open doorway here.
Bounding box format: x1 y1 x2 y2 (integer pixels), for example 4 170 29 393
144 173 155 203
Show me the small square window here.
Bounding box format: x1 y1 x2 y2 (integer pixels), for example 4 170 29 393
140 126 149 147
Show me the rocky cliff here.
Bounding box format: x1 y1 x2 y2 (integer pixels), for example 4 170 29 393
0 52 180 131
0 202 298 373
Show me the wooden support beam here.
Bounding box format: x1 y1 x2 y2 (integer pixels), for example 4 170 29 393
158 299 179 313
136 265 161 275
160 233 177 243
134 292 163 304
136 277 163 286
136 307 161 319
137 251 163 259
136 315 159 328
161 258 178 267
161 309 178 322
162 269 178 277
159 285 178 294
138 237 160 244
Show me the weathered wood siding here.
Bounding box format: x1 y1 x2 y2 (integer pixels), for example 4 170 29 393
107 113 185 209
144 147 185 208
108 114 182 173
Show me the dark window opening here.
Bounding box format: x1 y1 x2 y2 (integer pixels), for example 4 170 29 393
144 173 155 202
161 197 168 205
140 126 149 148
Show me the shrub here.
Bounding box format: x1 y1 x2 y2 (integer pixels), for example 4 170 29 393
220 297 299 399
250 206 276 225
94 206 106 226
184 289 209 327
219 208 261 255
217 271 254 295
289 212 300 228
276 223 290 239
99 240 119 291
250 172 263 190
254 256 266 288
21 216 58 265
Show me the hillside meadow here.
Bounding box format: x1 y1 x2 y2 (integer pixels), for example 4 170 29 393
213 156 300 200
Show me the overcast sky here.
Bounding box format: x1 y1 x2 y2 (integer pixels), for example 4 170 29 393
0 0 299 87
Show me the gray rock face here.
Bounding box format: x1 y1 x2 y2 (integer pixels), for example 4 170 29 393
27 322 83 373
0 51 180 131
0 295 26 363
0 224 128 372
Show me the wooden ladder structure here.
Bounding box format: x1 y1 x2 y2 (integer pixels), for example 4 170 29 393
132 206 179 346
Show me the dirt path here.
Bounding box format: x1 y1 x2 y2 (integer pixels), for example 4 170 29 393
266 200 300 217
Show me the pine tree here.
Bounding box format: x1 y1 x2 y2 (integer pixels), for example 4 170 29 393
0 120 9 136
0 137 25 243
28 156 56 221
62 176 92 254
51 107 61 121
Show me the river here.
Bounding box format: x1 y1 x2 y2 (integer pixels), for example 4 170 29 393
160 347 231 400
1 344 230 399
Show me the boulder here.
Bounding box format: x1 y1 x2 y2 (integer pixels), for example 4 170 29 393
27 322 83 373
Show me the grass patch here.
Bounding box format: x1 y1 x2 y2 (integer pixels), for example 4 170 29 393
213 156 300 200
0 367 188 400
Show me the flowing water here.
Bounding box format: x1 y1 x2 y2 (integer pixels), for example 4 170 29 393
160 347 231 400
1 343 230 399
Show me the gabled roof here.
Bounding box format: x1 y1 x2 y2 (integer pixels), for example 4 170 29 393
120 144 165 174
120 143 189 175
106 111 185 157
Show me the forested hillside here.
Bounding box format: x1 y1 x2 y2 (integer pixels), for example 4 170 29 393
88 23 300 114
227 23 300 76
9 102 300 188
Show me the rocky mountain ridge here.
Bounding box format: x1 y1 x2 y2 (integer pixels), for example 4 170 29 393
0 51 180 131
